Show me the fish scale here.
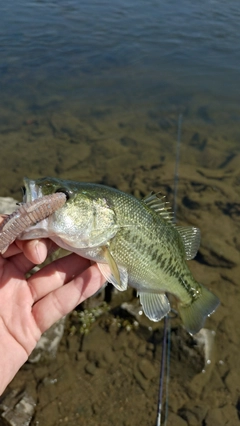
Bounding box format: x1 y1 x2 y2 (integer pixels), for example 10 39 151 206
109 201 187 286
16 176 219 335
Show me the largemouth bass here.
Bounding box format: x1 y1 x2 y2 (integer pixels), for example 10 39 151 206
18 177 219 334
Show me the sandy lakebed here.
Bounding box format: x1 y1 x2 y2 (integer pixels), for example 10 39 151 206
0 101 240 426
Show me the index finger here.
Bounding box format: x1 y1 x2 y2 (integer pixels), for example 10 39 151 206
32 263 106 333
0 239 57 276
15 239 57 264
28 253 91 302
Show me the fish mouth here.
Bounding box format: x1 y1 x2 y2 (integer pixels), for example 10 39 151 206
23 177 43 202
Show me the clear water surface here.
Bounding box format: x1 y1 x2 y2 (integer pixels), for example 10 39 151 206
0 0 239 191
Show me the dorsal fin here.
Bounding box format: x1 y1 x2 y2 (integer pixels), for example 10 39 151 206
142 194 201 260
142 192 173 223
176 226 201 260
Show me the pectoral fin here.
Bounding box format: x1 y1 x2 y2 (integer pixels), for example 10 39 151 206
97 246 128 291
138 292 170 322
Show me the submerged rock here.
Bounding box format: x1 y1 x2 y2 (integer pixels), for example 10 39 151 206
0 197 18 214
0 389 35 426
28 317 66 363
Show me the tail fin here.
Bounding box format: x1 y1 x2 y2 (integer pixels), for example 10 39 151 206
178 284 219 335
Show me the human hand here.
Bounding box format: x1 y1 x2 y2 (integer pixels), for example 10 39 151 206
0 219 105 395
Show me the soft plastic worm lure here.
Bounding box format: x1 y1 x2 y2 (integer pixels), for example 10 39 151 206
0 192 66 253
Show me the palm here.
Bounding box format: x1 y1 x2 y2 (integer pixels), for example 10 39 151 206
0 239 105 394
0 254 41 358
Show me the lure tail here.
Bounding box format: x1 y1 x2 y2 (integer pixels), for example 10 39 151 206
0 193 66 253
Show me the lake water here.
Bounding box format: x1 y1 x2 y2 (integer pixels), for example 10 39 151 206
0 0 240 198
0 2 240 425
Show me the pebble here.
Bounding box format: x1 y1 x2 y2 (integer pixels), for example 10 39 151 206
85 362 97 376
138 359 156 380
137 343 147 356
124 347 134 359
92 402 101 415
146 342 154 352
167 413 188 426
179 402 208 425
97 359 108 369
225 368 240 403
204 408 225 426
103 348 115 364
133 369 148 391
207 403 240 426
33 366 49 381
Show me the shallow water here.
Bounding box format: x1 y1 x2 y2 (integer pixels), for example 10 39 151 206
0 0 240 197
0 1 240 425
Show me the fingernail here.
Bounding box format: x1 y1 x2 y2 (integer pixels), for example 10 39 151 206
34 239 47 263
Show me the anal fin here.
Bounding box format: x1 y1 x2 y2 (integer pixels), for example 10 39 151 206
138 292 170 322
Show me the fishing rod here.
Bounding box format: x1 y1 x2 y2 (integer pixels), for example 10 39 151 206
156 113 183 426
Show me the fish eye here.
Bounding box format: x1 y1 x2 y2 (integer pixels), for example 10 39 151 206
55 188 70 201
